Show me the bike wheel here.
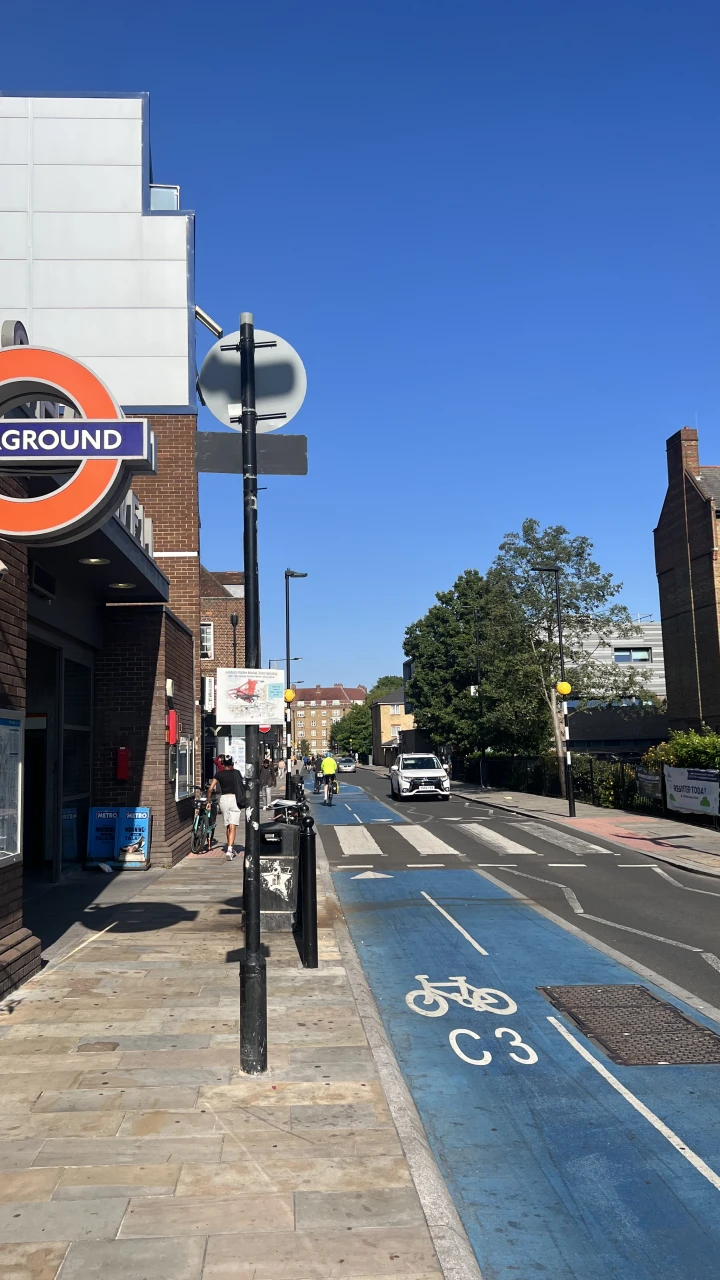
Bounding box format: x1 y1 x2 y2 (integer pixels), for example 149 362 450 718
472 988 518 1016
405 988 449 1017
190 814 206 854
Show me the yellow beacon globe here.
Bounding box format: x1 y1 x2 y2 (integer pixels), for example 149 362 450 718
284 688 296 703
556 681 572 697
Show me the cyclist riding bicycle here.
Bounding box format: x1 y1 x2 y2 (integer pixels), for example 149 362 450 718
320 753 338 806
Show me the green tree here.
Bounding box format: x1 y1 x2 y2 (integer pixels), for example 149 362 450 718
645 728 720 770
365 675 403 704
331 703 372 757
490 518 654 791
298 738 310 757
404 569 551 757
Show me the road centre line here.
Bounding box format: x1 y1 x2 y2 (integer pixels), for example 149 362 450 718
500 867 585 914
652 866 720 899
548 863 586 867
333 864 374 870
547 1015 720 1193
474 862 720 970
619 864 660 868
408 862 444 867
477 862 516 866
471 862 720 1025
421 890 489 956
580 914 703 951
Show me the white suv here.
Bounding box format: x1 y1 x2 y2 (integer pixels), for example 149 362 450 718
390 754 451 801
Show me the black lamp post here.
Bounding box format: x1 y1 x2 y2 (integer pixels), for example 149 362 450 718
230 612 239 667
285 570 307 796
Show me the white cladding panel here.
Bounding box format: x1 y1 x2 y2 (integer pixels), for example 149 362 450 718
32 309 189 356
33 165 142 213
33 261 188 309
0 261 28 308
0 212 27 257
88 357 190 405
0 95 192 408
33 118 142 166
0 166 28 212
0 117 29 163
32 98 143 119
0 99 29 117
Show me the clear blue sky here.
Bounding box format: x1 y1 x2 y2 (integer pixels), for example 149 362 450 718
6 1 720 688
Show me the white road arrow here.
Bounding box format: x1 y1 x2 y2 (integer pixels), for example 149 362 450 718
352 870 393 879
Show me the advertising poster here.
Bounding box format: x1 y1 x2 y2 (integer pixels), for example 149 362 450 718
664 766 719 815
636 769 662 802
216 668 285 726
0 713 23 859
87 808 119 861
116 808 151 865
62 807 79 862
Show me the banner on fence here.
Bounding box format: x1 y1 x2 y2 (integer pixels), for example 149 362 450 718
664 765 719 815
636 769 662 801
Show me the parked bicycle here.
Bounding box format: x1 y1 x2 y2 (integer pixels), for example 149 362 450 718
190 788 217 854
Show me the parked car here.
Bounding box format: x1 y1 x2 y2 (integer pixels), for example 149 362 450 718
389 754 451 800
337 756 357 773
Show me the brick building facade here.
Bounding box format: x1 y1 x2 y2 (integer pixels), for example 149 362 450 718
654 427 720 731
291 685 366 755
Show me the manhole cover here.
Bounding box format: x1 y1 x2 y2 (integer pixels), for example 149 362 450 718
539 984 720 1066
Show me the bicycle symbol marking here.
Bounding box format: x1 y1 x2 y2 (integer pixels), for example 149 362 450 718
405 974 518 1018
405 975 538 1068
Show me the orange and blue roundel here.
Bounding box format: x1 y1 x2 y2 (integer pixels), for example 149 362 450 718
0 346 155 544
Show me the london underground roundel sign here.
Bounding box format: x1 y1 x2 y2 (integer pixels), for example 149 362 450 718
0 347 155 545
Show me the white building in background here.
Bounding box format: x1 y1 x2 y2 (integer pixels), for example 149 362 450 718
580 620 666 699
0 93 193 412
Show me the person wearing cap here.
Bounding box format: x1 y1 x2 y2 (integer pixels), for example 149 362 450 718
207 756 246 860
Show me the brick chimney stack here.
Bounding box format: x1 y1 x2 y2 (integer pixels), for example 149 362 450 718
666 427 700 484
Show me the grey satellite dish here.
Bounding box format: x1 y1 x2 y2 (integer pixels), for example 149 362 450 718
198 328 307 432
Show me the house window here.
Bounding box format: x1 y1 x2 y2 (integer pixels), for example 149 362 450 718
310 700 316 707
614 647 652 664
200 622 214 659
321 700 326 706
333 699 340 705
390 704 402 714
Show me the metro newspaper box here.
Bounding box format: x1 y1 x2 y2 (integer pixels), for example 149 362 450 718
258 822 299 931
87 807 152 867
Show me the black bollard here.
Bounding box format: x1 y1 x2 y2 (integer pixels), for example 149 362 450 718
298 809 318 968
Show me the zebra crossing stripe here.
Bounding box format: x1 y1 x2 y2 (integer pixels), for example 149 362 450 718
395 826 466 858
459 824 541 856
335 826 387 858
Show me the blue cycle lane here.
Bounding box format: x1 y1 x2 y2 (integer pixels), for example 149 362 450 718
331 864 720 1279
305 780 404 826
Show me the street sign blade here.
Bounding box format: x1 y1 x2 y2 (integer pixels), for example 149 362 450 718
195 432 307 476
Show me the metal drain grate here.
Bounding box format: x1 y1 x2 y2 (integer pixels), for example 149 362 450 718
539 984 720 1066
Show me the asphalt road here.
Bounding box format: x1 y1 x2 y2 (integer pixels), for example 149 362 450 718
317 767 720 1278
324 767 720 1011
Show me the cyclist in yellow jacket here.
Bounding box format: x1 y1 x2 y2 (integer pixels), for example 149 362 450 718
320 754 338 806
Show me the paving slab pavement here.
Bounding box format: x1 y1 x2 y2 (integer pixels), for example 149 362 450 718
0 848 449 1279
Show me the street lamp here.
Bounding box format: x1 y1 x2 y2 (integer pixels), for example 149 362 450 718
230 612 239 667
532 564 575 817
285 570 307 796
